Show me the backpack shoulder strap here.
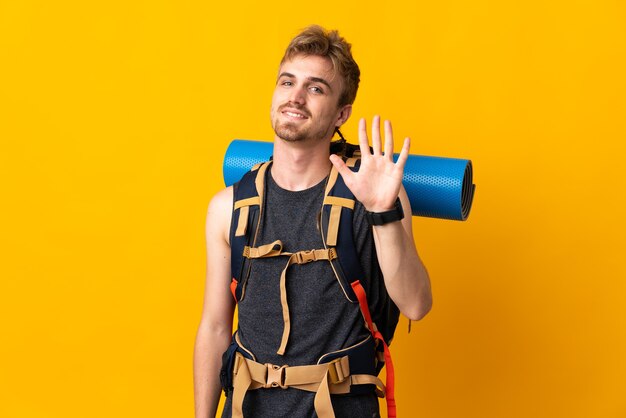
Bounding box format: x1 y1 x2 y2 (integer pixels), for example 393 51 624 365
229 161 271 301
321 157 398 412
321 157 362 302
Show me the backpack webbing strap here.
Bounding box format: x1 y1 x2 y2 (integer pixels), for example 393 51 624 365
275 249 337 355
243 242 338 355
345 157 359 168
322 163 359 247
351 280 397 418
243 240 283 258
231 352 385 418
322 196 355 246
254 161 270 203
323 196 355 208
230 161 272 302
233 161 270 238
319 161 362 303
324 164 340 195
234 197 260 237
234 196 260 209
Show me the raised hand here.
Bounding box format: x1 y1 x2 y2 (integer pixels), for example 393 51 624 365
329 115 410 212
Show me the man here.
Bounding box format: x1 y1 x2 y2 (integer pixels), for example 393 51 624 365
194 25 432 418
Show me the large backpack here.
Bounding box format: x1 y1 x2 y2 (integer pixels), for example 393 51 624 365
223 144 400 418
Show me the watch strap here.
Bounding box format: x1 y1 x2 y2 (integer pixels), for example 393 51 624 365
365 198 404 226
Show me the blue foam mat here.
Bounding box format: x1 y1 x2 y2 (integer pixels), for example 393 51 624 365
223 139 475 221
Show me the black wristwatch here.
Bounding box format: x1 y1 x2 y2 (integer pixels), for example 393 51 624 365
365 198 404 226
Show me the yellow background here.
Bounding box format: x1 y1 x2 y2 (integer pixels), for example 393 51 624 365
1 0 625 417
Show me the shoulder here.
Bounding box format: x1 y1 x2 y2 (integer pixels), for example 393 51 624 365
208 186 234 212
206 186 234 246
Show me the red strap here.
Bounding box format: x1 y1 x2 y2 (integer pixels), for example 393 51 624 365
230 278 238 302
351 280 396 418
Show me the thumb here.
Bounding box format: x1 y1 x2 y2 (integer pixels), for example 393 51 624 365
329 154 354 183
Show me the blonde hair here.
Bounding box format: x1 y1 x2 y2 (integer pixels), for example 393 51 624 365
281 25 360 107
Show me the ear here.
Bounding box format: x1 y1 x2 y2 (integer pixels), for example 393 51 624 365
335 104 352 127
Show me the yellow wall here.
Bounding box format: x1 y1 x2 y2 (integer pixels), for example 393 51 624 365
1 0 625 417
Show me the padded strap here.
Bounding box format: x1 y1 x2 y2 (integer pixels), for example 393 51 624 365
254 162 270 213
233 161 269 240
322 164 358 246
324 165 340 197
234 196 261 237
322 196 356 246
231 161 271 301
234 163 269 237
317 161 362 303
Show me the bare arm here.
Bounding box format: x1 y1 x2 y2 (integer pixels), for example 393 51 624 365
194 186 235 418
329 116 432 320
370 186 432 320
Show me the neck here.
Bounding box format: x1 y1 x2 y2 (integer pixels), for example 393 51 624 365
271 136 332 191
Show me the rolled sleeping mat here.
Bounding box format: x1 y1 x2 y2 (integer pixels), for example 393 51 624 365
223 139 475 221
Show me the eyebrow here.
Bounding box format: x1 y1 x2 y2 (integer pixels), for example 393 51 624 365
277 72 333 91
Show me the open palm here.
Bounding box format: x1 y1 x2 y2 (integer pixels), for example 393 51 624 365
330 116 410 213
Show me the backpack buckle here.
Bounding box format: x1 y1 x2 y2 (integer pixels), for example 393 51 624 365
297 250 317 264
328 357 350 384
264 363 288 389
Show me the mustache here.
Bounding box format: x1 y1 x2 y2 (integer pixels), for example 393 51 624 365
278 102 311 117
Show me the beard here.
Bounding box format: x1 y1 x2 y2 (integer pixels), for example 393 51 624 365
271 104 335 143
272 103 311 142
273 120 309 142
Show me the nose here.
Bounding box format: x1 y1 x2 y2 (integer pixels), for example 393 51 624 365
288 84 306 105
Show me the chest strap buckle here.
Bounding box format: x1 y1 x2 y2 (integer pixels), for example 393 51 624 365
297 250 317 264
294 248 337 264
264 363 288 389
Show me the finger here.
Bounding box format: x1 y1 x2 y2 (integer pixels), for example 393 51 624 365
371 115 382 155
358 117 371 158
395 137 411 169
384 119 394 161
329 154 355 184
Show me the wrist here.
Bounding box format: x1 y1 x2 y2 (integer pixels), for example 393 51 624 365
365 198 404 226
365 204 395 213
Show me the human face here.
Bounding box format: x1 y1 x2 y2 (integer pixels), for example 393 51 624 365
270 55 351 143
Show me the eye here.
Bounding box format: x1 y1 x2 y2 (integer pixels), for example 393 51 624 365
309 86 324 94
281 80 293 87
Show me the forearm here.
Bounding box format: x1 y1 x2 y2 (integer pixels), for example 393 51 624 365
328 116 431 319
372 219 432 321
194 322 232 418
